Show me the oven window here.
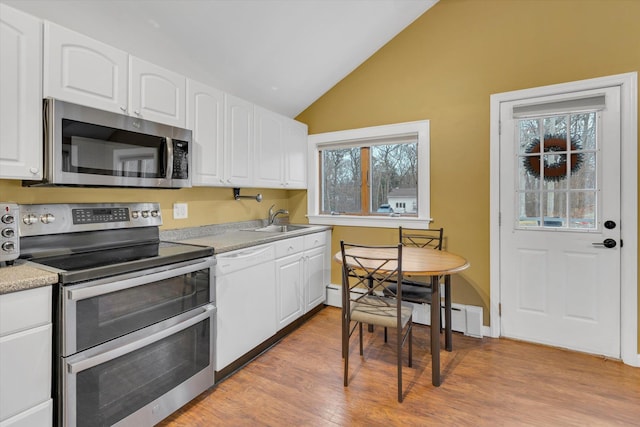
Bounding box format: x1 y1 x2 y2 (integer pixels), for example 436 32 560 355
75 318 210 426
75 268 210 352
62 119 167 178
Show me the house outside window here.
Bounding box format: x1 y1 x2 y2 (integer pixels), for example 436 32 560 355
307 120 431 228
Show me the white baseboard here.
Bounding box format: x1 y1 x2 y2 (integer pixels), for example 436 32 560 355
326 284 484 338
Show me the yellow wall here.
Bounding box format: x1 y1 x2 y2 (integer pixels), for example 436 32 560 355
0 180 289 230
295 0 640 343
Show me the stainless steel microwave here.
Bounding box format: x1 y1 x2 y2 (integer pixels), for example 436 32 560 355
36 98 192 188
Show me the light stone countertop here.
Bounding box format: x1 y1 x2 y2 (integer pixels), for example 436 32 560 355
161 220 331 254
0 261 59 295
0 221 331 294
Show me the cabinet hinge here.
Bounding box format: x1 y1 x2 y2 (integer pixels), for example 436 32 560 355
499 303 502 316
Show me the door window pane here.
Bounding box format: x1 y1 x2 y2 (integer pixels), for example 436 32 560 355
516 112 598 230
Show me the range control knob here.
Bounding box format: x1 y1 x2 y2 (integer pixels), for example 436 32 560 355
2 241 15 252
150 210 159 217
141 211 150 218
23 214 38 225
131 211 140 219
1 228 15 238
40 213 55 224
1 214 14 224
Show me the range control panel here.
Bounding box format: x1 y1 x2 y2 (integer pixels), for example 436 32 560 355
0 203 19 264
19 203 162 237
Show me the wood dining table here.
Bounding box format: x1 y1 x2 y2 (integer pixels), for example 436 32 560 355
334 245 470 386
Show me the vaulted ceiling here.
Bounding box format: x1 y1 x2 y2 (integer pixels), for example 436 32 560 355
3 0 438 117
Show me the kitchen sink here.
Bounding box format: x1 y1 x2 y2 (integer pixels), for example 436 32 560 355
251 224 307 233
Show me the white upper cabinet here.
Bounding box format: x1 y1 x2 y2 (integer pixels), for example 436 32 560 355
129 57 186 127
187 80 224 186
284 119 308 189
0 4 43 180
224 94 253 187
44 21 128 115
44 22 186 127
254 106 308 189
254 106 285 188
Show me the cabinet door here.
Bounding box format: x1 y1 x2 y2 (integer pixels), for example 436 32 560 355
275 254 304 329
223 94 253 187
129 56 186 127
0 400 52 427
44 21 128 114
254 106 284 188
187 80 224 186
0 325 51 422
0 5 42 180
284 119 308 189
305 246 327 311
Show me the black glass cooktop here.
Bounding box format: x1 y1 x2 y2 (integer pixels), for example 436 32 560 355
31 241 213 284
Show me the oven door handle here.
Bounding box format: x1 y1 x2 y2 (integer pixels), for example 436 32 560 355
66 303 215 374
67 257 213 301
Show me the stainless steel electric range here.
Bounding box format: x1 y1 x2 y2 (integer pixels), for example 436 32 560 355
17 203 215 427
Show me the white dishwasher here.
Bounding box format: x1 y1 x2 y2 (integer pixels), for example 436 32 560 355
215 243 276 372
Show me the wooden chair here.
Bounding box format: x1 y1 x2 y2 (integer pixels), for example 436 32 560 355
385 227 452 348
340 241 413 402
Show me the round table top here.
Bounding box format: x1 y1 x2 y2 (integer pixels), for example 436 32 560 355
334 246 469 275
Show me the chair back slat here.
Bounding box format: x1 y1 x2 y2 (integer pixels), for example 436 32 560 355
399 226 443 250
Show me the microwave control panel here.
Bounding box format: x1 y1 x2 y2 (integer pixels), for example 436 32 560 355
0 203 19 264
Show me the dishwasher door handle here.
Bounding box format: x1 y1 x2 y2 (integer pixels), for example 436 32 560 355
216 245 275 273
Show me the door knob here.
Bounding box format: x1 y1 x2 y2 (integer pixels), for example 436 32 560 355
592 238 617 248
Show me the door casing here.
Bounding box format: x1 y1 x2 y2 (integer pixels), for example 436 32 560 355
489 72 638 366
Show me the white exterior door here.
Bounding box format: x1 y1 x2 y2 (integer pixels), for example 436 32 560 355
499 85 622 358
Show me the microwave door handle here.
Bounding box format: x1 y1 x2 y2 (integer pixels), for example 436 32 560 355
165 137 174 179
66 304 215 374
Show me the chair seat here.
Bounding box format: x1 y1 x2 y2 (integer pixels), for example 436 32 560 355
351 296 414 328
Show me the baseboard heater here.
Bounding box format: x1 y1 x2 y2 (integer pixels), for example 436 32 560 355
326 284 483 338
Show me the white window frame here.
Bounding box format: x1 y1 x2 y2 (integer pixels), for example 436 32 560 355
307 120 431 228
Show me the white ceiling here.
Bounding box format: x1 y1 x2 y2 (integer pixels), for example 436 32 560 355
3 0 437 117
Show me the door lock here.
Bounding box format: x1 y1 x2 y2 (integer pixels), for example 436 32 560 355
592 238 617 248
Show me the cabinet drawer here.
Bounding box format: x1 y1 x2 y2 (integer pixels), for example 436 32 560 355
304 231 327 250
275 237 304 258
0 287 51 337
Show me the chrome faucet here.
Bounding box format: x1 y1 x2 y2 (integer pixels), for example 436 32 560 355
268 204 289 225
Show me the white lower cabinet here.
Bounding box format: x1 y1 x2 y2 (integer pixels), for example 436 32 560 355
275 231 329 330
214 230 330 374
0 287 52 427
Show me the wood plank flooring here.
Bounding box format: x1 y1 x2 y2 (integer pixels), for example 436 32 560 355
159 306 640 426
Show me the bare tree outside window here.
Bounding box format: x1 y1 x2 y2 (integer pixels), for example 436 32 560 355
320 142 418 215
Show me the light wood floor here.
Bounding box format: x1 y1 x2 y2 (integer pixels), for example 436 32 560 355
159 306 640 426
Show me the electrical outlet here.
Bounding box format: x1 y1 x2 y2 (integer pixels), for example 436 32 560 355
173 203 188 219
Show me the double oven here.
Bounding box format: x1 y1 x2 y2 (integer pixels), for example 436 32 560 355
18 203 215 427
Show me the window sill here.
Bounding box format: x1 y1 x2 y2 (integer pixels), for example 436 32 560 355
307 214 432 229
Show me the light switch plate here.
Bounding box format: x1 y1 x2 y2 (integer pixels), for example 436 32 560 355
173 203 188 219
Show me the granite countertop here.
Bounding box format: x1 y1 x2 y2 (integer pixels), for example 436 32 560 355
0 261 59 295
161 220 331 254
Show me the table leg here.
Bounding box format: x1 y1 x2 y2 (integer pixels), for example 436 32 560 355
444 275 452 351
431 275 440 386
